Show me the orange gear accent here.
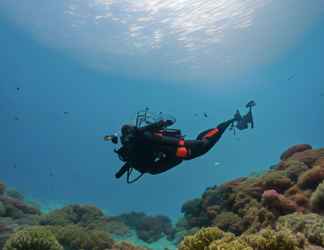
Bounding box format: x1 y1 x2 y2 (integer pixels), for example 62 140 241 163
178 139 185 146
176 147 188 158
203 128 220 139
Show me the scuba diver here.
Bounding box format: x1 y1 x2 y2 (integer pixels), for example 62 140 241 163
104 102 256 183
230 100 256 133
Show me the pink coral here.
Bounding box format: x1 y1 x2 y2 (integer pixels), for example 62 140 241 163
262 189 280 199
262 189 299 215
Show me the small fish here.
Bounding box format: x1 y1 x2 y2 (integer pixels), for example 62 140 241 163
13 164 17 169
288 75 295 81
203 112 208 118
16 87 20 91
213 162 221 167
14 116 19 121
63 111 69 115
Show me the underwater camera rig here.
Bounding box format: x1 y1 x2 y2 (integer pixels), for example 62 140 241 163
230 100 256 135
135 107 176 128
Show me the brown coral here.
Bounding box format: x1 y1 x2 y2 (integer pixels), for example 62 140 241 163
0 182 5 195
136 215 174 242
206 205 221 220
0 218 18 249
112 241 149 250
181 199 203 217
5 189 24 201
310 181 324 212
290 193 309 209
3 226 63 250
261 171 294 193
280 144 313 161
0 196 40 217
40 204 108 228
298 166 324 190
179 226 305 250
286 185 302 196
105 220 130 236
282 161 309 182
47 224 114 250
277 213 324 247
241 206 275 234
212 212 243 235
115 212 175 243
290 149 324 167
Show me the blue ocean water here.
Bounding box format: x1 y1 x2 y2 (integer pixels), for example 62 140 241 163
0 0 323 225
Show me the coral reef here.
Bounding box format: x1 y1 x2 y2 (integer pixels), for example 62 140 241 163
310 181 324 211
136 215 174 242
112 241 150 250
0 196 40 217
179 227 226 250
2 144 324 250
242 227 305 250
277 213 324 247
262 189 299 215
2 216 143 250
114 212 175 243
0 194 160 250
176 145 324 248
0 218 18 248
179 226 305 250
289 149 324 167
281 144 313 161
0 181 41 249
261 171 294 193
212 211 243 234
0 182 5 195
105 219 130 236
298 166 324 190
47 224 114 250
40 204 109 229
173 217 199 244
3 226 63 250
5 189 24 201
115 212 147 228
0 201 6 217
181 199 204 219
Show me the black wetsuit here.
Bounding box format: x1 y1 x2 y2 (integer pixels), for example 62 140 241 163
115 118 235 177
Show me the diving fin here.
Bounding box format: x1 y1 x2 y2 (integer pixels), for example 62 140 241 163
115 163 129 179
